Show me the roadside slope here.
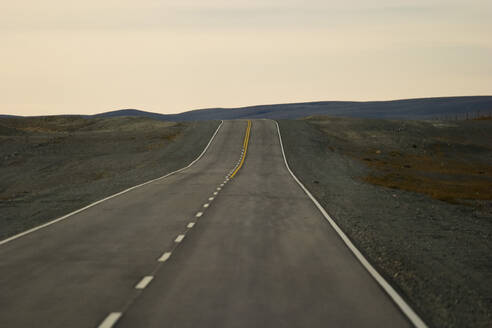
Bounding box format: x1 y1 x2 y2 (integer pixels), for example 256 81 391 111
0 117 220 240
277 118 492 328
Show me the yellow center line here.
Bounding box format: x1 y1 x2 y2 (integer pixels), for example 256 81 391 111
230 120 251 179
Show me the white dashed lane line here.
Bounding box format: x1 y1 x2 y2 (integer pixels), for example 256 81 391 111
98 312 122 328
97 122 249 328
135 276 154 290
158 252 172 263
175 234 185 243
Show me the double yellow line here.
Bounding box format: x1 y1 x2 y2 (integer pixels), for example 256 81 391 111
230 120 251 179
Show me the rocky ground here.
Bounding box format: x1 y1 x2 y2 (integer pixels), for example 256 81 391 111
2 114 491 327
278 117 492 328
0 116 219 240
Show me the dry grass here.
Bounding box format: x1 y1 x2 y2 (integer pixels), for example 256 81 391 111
358 145 492 203
161 132 180 141
473 116 492 121
307 116 492 204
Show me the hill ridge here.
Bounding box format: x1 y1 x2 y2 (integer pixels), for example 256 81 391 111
4 96 492 121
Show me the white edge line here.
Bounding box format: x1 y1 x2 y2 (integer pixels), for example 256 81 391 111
135 275 154 289
98 312 122 328
274 120 427 328
0 121 224 246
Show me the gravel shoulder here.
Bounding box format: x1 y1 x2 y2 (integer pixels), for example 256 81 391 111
278 117 492 328
0 116 219 240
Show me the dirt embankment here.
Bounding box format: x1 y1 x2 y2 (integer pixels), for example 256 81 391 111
0 116 219 240
278 117 492 328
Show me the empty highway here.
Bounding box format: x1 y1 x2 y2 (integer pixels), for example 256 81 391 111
0 120 423 327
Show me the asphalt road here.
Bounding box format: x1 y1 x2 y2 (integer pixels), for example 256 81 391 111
0 120 415 327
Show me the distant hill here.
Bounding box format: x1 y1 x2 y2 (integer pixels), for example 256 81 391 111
4 96 492 121
92 96 492 121
91 109 173 120
0 114 20 118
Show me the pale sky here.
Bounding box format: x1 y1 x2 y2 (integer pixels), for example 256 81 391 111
1 0 491 116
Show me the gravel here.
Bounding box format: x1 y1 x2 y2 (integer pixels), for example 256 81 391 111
278 117 492 328
0 116 220 240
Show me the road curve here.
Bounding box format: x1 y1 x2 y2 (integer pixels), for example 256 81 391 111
0 120 416 327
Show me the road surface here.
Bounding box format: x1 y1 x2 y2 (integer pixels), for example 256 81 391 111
0 120 418 327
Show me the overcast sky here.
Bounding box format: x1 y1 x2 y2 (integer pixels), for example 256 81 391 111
2 0 491 115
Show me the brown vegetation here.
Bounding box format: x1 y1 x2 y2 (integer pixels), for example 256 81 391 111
307 116 492 205
473 116 492 121
361 150 492 203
